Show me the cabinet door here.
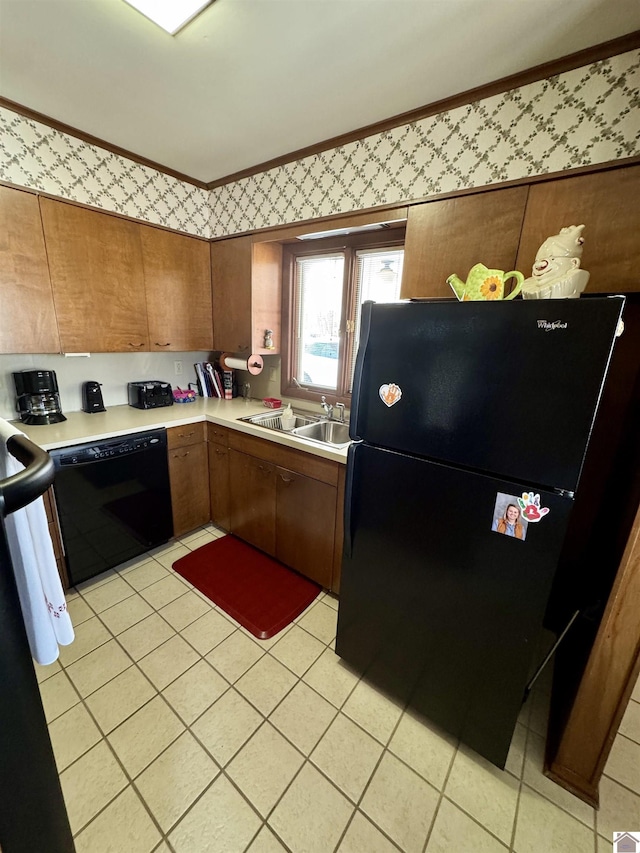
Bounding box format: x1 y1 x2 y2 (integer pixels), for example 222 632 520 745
401 187 529 298
211 236 252 352
229 449 276 555
516 166 640 294
140 225 213 351
169 441 210 537
0 186 60 353
40 198 149 352
209 443 230 531
275 467 335 588
251 241 282 354
211 237 282 354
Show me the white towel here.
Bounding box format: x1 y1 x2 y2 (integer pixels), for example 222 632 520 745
0 441 74 665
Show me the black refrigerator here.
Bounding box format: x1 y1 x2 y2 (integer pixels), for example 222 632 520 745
335 296 625 768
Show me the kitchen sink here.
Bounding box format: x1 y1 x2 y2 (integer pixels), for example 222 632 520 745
238 408 351 448
291 420 351 447
238 408 317 431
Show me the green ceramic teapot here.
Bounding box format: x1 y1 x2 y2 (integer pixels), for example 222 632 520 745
447 264 524 301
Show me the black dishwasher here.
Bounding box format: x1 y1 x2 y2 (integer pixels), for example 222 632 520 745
50 428 173 586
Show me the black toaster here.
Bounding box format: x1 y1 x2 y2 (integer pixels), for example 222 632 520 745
127 381 174 410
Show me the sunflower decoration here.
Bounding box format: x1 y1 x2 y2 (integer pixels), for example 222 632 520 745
480 276 502 299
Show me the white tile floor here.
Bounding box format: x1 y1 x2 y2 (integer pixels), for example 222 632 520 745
35 524 640 853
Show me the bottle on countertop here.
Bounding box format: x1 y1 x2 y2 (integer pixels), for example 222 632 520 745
281 404 295 431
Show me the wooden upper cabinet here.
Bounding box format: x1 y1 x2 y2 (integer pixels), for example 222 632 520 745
401 187 529 299
0 186 60 353
39 198 149 352
516 166 640 294
211 236 282 354
140 225 213 351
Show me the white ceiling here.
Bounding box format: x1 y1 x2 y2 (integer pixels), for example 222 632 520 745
1 0 638 184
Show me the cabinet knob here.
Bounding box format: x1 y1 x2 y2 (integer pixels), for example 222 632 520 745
179 432 194 438
129 342 144 348
238 345 249 351
155 342 171 347
174 451 190 458
215 448 226 455
279 474 293 483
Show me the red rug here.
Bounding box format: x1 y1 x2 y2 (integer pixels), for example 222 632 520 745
172 535 321 639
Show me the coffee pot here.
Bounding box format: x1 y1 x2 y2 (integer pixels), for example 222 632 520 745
13 369 67 425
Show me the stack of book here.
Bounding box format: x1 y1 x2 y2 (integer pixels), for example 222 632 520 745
193 362 233 399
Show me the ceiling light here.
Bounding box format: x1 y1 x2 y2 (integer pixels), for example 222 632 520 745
123 0 215 35
377 260 398 283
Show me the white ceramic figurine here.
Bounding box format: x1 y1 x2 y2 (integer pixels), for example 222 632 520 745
521 224 590 299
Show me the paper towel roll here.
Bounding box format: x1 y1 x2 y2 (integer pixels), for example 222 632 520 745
220 353 264 375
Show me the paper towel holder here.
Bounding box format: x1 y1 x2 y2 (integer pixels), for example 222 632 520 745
219 352 264 375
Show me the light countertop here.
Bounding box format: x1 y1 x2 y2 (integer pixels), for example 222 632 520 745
13 398 349 463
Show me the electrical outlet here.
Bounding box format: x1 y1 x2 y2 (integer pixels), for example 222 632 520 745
174 361 183 376
269 367 277 382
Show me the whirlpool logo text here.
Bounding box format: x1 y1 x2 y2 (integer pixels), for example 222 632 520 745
537 320 568 331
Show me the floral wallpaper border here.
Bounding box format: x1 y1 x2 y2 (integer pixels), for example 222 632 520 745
0 48 638 240
0 107 211 237
209 49 640 237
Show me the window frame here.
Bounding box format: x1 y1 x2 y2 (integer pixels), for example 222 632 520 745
281 227 405 406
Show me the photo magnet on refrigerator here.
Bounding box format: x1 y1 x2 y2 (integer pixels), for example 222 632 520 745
379 383 402 407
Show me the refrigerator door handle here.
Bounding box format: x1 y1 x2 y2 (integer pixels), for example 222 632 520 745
349 300 374 442
0 422 55 515
343 443 358 558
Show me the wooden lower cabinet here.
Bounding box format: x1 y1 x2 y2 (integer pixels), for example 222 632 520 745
167 425 210 537
208 428 231 532
227 431 342 590
229 449 277 554
276 467 335 588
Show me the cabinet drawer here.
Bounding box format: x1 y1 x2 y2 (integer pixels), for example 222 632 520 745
207 423 229 447
167 421 206 450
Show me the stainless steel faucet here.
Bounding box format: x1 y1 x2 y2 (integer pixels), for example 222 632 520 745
320 396 333 420
321 397 346 423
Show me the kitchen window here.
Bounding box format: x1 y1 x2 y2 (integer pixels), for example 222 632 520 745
281 228 405 403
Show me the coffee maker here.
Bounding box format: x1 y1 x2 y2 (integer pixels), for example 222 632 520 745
13 369 67 425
